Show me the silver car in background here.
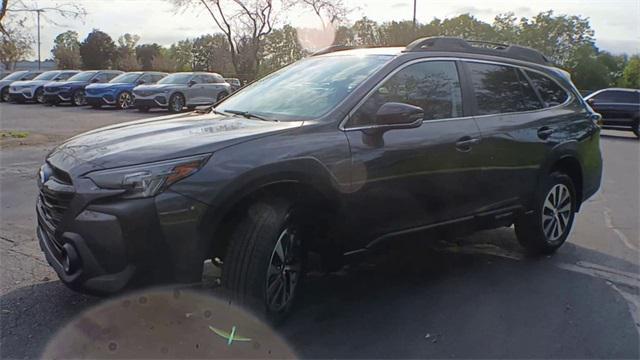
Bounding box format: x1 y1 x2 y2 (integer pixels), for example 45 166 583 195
0 71 42 102
132 72 231 112
9 70 79 103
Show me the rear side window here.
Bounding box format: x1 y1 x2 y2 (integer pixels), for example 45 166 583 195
350 60 463 126
106 72 120 81
22 72 39 80
525 71 569 107
594 90 640 104
468 62 543 115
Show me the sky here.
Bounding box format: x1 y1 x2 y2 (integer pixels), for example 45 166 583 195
8 0 640 61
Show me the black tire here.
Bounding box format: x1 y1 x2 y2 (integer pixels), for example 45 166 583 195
217 91 228 102
222 198 305 323
0 87 8 102
632 118 639 139
72 89 86 106
515 172 576 255
116 91 133 110
35 87 45 104
137 106 150 112
168 93 185 113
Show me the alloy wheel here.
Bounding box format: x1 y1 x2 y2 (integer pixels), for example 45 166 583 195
119 92 132 109
1 89 9 102
171 95 184 112
265 227 301 313
541 183 572 242
36 89 45 103
74 91 86 106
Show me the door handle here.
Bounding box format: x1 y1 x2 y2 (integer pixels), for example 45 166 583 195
537 126 554 140
455 136 480 152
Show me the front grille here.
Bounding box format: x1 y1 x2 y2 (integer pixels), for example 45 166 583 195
37 164 74 239
134 90 156 97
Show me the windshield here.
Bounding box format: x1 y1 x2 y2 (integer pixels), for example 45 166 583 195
157 73 192 84
3 71 28 80
33 71 60 81
68 71 98 82
110 73 141 83
217 55 391 120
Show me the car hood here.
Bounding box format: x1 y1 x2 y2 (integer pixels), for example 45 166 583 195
48 112 303 175
0 79 16 87
134 83 179 91
52 80 87 88
86 82 131 90
11 80 50 87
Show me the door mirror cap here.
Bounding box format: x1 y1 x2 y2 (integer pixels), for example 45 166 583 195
188 80 197 87
375 102 424 129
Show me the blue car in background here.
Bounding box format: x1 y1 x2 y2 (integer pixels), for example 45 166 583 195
85 71 167 109
43 70 123 106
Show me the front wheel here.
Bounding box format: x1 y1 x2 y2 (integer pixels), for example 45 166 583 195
0 87 8 102
72 90 86 106
515 172 576 255
116 91 133 109
35 88 45 104
222 198 305 323
168 93 185 113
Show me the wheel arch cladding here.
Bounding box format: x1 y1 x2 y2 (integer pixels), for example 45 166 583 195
549 156 584 210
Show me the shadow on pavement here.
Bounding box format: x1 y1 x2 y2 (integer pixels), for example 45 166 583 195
1 232 638 359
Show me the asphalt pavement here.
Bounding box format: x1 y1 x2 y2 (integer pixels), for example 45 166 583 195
0 102 638 358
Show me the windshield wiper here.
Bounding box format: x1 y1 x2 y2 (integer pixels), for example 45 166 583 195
223 109 277 122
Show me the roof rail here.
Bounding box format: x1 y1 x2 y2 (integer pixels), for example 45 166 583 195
311 45 356 56
404 37 551 66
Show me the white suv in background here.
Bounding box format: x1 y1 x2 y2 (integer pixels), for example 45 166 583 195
9 70 79 103
132 72 231 112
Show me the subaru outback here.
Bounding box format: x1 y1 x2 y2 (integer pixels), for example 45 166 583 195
37 37 602 322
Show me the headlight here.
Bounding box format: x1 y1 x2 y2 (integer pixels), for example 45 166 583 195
85 154 211 199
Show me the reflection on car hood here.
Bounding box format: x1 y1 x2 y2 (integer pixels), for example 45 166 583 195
134 84 179 91
10 80 51 87
50 80 87 87
48 112 303 174
86 83 132 90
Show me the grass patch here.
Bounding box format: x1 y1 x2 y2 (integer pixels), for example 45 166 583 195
0 131 30 139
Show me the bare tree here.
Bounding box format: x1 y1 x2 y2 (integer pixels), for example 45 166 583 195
299 0 348 29
1 0 86 37
172 0 289 80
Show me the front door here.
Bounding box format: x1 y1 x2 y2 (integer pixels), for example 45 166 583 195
343 60 485 248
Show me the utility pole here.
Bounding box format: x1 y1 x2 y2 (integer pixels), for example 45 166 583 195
6 8 46 70
412 0 417 30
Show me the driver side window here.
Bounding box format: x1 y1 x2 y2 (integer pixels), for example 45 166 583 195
349 61 463 127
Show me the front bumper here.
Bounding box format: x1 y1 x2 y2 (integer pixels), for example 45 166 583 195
44 92 72 104
133 95 168 109
86 94 116 106
36 164 209 294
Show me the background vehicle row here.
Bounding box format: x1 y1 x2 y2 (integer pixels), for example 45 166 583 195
1 70 233 112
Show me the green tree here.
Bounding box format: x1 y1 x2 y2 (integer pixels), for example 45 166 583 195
378 20 417 46
259 25 305 76
568 45 611 90
135 43 162 70
151 47 177 72
597 51 627 86
168 39 194 71
438 14 497 40
351 17 381 46
620 55 640 88
114 33 141 71
0 15 32 70
192 34 230 72
79 29 117 69
51 31 82 69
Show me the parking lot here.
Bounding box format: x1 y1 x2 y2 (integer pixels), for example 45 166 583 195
1 102 639 358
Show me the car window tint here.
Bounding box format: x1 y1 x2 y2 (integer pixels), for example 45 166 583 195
350 61 463 126
106 73 121 81
153 74 166 83
607 91 640 103
93 73 108 82
525 70 569 107
469 62 543 115
139 74 154 83
23 72 39 80
57 72 75 80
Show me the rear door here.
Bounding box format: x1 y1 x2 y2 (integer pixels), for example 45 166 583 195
189 75 206 104
463 61 568 211
343 59 485 247
201 74 220 104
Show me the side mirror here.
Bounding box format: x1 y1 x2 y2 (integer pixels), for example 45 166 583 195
374 102 424 129
90 78 100 83
188 80 197 87
137 79 145 85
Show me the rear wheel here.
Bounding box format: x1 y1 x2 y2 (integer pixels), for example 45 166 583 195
116 91 133 109
222 198 305 323
35 88 45 103
72 90 86 106
515 172 576 255
168 93 185 113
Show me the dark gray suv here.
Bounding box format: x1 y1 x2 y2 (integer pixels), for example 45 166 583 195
37 37 602 322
